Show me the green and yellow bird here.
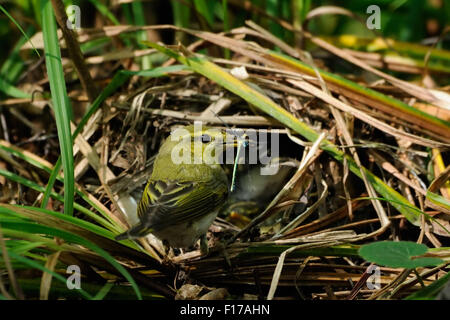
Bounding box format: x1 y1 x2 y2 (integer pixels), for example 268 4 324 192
115 125 234 253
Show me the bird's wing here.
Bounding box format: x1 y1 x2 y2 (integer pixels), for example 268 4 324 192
137 179 227 230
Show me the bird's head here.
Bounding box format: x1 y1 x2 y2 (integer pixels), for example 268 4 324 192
158 124 251 165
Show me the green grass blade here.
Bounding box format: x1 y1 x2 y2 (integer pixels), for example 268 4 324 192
426 190 450 212
266 0 282 40
42 0 74 216
0 77 31 98
0 202 116 243
0 4 40 57
88 0 120 25
222 0 229 31
0 26 35 83
323 35 450 74
8 242 45 255
41 157 60 211
193 0 215 27
131 1 152 70
405 271 450 300
92 282 114 300
222 0 230 59
171 0 191 28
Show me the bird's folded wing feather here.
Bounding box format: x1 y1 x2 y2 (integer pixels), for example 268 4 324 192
137 179 227 230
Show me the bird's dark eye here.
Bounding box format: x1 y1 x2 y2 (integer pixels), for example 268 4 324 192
201 134 211 143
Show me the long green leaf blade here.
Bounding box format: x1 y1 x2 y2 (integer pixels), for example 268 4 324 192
42 0 74 216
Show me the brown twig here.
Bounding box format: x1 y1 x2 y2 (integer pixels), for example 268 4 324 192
50 0 99 102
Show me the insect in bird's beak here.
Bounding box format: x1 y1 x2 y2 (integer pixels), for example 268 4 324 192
217 129 258 149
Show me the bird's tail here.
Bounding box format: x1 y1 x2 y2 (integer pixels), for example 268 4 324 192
115 223 153 241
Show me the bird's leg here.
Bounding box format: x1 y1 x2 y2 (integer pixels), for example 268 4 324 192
200 234 209 255
160 240 175 264
215 241 232 269
222 246 232 269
